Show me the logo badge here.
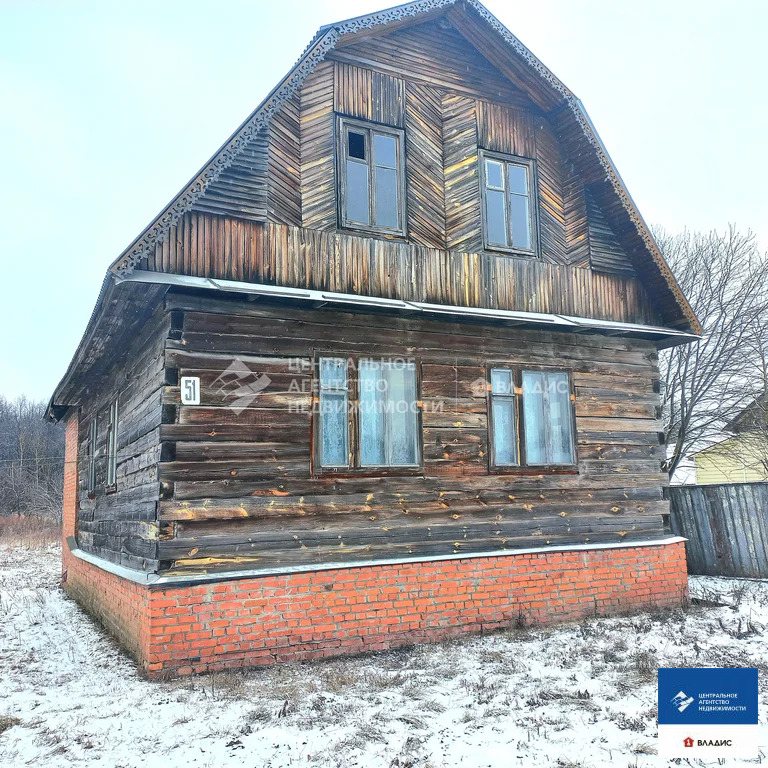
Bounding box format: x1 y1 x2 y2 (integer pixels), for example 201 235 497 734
658 668 758 759
671 690 695 713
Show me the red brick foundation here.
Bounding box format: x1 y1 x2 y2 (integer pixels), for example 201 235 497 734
62 406 689 676
63 537 688 677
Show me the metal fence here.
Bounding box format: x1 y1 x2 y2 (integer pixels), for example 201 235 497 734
668 482 768 578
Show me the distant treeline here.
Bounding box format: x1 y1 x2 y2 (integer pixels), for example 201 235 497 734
0 396 64 519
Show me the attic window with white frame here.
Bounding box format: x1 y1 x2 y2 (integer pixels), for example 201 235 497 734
338 117 406 237
480 150 538 255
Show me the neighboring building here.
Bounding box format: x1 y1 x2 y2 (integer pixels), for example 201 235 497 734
49 0 700 676
693 437 768 484
691 394 768 484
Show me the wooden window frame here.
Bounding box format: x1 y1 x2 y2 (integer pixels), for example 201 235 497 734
317 357 351 469
105 398 119 492
486 364 578 475
479 149 540 258
336 115 407 238
487 367 520 470
312 353 423 477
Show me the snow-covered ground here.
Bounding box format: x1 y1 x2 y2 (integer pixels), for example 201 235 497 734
1 545 766 768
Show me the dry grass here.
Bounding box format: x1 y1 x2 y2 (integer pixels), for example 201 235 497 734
0 515 59 548
0 715 21 736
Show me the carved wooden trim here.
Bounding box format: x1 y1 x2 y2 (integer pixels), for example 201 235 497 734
109 0 700 334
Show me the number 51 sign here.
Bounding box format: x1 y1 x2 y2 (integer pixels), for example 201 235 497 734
181 376 201 405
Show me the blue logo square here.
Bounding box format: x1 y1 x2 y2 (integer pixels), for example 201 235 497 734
658 668 758 725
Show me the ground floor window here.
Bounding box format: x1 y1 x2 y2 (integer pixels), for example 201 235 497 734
489 367 576 470
316 356 420 472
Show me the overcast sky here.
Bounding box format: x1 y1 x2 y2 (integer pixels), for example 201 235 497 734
1 0 765 402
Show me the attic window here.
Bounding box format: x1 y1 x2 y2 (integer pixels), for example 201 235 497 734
338 117 406 237
480 150 538 256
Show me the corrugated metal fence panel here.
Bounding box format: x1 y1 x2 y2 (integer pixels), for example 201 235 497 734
668 482 768 577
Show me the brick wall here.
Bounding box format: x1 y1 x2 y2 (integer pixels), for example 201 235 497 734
61 531 688 676
61 412 79 542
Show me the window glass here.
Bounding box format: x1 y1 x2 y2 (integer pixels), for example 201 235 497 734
509 193 531 250
507 163 528 195
320 394 349 466
522 371 547 465
319 358 349 467
490 368 518 467
88 420 97 493
492 399 517 466
485 159 505 189
375 167 399 229
359 361 387 466
482 154 536 253
547 372 574 465
106 399 119 487
348 131 366 160
387 363 418 466
320 358 347 388
359 360 418 467
522 371 574 465
491 368 513 395
485 189 508 247
346 160 370 225
374 133 397 168
340 119 404 234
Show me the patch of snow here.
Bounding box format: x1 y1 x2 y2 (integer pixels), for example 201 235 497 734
0 545 766 767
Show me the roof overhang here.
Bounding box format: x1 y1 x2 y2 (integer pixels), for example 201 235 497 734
47 267 699 421
118 269 701 348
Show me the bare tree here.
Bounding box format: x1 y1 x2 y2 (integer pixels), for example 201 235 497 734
0 396 65 519
658 226 768 478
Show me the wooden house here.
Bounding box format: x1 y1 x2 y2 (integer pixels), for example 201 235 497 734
50 0 698 676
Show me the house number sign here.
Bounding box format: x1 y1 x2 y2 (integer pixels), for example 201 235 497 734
181 376 201 405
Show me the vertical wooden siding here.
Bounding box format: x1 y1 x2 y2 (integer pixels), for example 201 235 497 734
142 214 655 324
190 18 636 282
669 483 768 578
333 62 405 127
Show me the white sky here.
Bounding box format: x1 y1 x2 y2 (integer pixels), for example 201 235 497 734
1 0 766 402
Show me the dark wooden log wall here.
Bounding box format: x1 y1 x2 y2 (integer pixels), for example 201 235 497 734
75 307 170 570
155 292 668 575
139 215 655 324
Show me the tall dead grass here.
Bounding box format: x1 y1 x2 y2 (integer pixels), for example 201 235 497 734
0 515 60 549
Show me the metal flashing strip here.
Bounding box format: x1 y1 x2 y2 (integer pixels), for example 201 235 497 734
67 536 687 588
117 270 700 345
